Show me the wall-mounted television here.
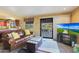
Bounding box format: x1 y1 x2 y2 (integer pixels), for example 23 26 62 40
57 23 79 35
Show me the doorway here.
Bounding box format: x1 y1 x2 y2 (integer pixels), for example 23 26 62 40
40 18 53 39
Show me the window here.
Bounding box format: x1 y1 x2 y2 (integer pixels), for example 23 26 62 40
24 17 34 31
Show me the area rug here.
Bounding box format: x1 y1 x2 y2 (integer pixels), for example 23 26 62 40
37 38 60 53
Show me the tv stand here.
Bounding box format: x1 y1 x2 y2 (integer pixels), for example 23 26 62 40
57 33 77 46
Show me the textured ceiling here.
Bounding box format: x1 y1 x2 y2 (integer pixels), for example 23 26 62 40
0 6 78 17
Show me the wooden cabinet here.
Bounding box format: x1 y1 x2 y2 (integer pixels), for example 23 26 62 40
15 20 20 26
57 33 77 46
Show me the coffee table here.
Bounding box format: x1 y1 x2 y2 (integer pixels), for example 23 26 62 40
26 37 42 53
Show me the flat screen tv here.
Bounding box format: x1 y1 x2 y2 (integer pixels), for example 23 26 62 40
57 23 79 35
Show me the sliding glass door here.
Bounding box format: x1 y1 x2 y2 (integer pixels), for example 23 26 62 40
40 18 53 39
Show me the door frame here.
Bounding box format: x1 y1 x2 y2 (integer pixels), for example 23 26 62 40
40 18 53 39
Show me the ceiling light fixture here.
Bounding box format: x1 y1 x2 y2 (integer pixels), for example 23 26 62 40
64 8 66 10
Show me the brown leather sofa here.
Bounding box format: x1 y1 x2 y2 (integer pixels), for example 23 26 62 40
1 29 33 51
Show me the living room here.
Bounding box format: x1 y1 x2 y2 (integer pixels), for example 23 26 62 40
0 6 79 53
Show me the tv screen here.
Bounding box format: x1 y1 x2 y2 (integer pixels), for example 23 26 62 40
68 23 79 35
57 23 79 35
57 23 69 34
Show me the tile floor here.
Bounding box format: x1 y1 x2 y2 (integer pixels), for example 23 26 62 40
58 42 73 53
